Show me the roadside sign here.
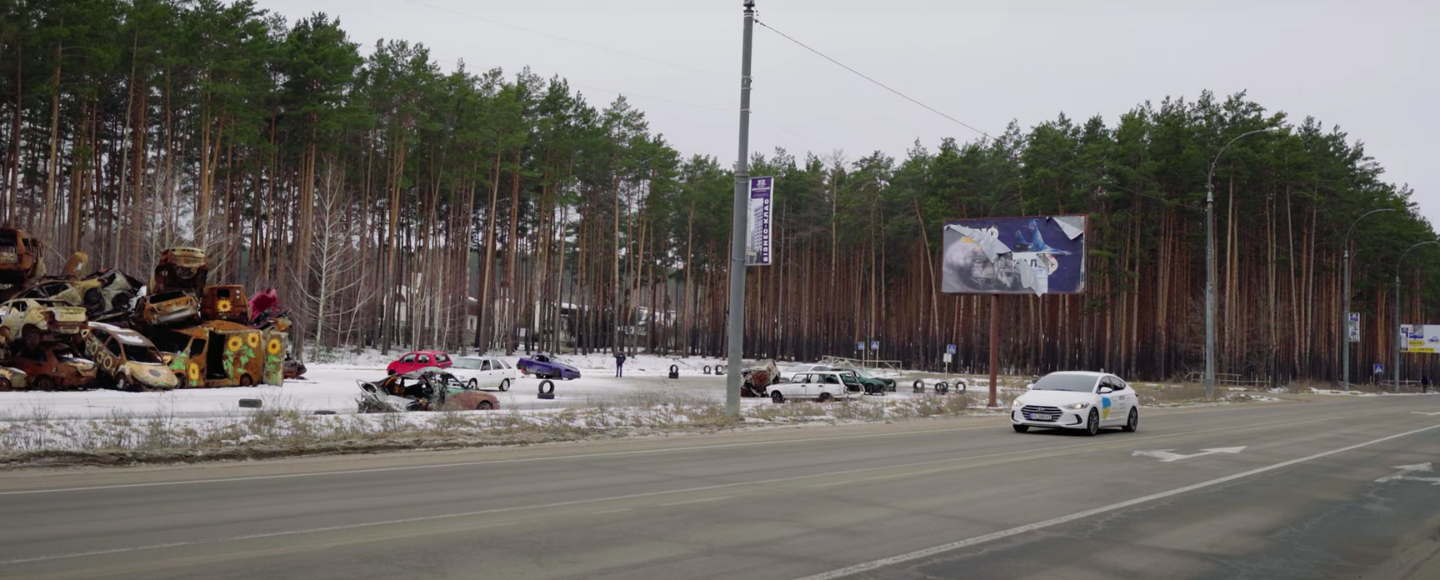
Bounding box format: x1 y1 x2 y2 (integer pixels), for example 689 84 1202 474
943 353 953 363
1374 363 1384 375
870 341 880 351
856 341 864 352
946 344 957 355
1348 313 1361 343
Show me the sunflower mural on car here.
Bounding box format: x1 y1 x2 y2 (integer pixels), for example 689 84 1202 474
261 330 286 386
150 321 266 387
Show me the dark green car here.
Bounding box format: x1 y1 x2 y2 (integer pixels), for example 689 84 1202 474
830 366 896 394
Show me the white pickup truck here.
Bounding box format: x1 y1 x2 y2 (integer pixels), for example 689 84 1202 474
768 370 863 403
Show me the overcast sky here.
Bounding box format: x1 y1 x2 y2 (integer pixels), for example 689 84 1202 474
252 0 1440 226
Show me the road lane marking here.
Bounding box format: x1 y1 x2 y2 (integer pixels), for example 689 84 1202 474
1132 446 1246 462
1412 411 1440 416
791 423 1440 580
659 495 736 507
0 407 1412 566
1375 463 1440 485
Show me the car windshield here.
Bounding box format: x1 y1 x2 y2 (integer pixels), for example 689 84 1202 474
1032 374 1099 392
452 358 482 370
123 345 162 363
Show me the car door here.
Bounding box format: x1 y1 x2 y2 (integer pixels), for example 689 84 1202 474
1107 377 1135 423
398 353 416 374
1097 376 1123 424
479 358 499 388
782 373 810 398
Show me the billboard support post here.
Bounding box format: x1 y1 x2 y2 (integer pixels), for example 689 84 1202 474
989 295 998 408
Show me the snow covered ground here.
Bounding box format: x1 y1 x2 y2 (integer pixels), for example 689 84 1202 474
0 351 1001 420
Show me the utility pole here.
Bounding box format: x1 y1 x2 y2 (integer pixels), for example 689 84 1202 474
725 0 755 417
1393 240 1435 392
1343 208 1394 392
1205 127 1275 400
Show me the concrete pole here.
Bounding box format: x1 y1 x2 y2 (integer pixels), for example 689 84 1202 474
1343 208 1395 392
725 1 755 417
1393 240 1437 392
1205 128 1275 399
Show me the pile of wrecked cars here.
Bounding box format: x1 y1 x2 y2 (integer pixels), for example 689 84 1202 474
357 368 500 413
0 227 293 392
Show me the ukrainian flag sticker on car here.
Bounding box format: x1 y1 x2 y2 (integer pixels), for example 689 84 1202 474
1101 397 1112 420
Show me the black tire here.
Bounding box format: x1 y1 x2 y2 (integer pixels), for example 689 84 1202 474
174 372 187 387
111 291 134 312
1013 424 1029 433
467 378 478 390
0 377 10 391
22 325 39 349
818 392 833 403
1085 409 1100 436
1122 407 1139 433
239 374 254 387
771 391 784 404
703 366 712 375
83 288 104 311
912 380 925 393
499 378 510 392
954 381 967 393
34 375 55 391
538 380 555 395
388 369 396 376
935 382 949 394
476 400 494 410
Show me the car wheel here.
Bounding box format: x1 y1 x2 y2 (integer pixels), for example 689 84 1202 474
111 291 134 312
388 369 396 376
1013 424 1029 433
499 379 510 392
1122 408 1139 433
83 288 104 311
22 325 39 349
34 375 55 391
771 391 785 404
476 400 494 410
818 392 833 403
467 378 478 390
1085 409 1100 436
0 377 11 391
174 372 187 388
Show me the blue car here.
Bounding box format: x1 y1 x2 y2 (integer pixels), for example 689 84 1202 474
516 354 581 380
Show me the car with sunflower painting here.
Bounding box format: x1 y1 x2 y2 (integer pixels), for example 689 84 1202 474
149 320 281 388
81 323 178 391
200 284 249 323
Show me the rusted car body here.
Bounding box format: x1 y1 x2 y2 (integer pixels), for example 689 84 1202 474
0 365 28 391
86 269 143 314
0 228 43 285
741 359 782 397
14 277 107 315
137 290 201 327
150 247 208 294
82 323 177 391
150 320 282 387
11 345 96 390
0 298 87 347
357 370 499 413
200 284 249 323
284 356 306 379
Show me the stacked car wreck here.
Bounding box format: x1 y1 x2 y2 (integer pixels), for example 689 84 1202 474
0 228 291 391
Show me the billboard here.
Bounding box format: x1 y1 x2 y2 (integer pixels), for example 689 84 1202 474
941 215 1086 295
746 176 773 266
1399 324 1440 354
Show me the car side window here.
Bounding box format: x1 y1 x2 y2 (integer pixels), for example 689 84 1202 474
189 338 205 356
795 374 809 384
437 354 451 364
481 360 491 371
401 354 415 363
418 354 430 365
105 337 121 356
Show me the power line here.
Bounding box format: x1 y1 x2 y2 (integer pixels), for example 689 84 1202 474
753 18 992 140
399 0 711 75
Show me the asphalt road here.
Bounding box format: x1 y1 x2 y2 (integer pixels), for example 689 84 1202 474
3 395 1440 580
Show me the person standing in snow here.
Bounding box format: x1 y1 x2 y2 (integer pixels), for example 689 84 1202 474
1424 374 1431 394
615 350 627 377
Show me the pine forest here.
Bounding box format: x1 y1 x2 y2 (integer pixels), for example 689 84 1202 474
2 0 1436 385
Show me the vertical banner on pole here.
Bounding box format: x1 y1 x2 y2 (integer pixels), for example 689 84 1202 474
746 176 773 266
1348 312 1360 343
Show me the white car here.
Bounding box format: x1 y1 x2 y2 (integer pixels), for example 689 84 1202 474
448 356 518 391
1010 371 1139 435
769 371 860 403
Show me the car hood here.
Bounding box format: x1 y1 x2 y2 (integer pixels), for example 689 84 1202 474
1015 390 1097 407
125 362 178 388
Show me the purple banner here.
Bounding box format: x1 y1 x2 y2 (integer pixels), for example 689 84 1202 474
747 176 773 266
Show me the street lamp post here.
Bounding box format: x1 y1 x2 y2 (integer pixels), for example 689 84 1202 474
1342 207 1395 391
1205 127 1276 400
1394 240 1437 392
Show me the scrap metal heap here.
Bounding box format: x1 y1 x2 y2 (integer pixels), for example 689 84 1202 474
0 229 295 391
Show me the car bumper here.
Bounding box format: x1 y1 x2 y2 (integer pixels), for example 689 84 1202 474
1011 408 1089 429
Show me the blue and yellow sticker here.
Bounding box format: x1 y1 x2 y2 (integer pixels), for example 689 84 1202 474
1101 397 1112 420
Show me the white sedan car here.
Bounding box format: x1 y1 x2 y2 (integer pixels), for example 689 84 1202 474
448 356 518 391
769 371 860 403
1010 371 1139 435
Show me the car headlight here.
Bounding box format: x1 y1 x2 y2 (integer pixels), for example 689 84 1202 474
1062 402 1088 410
1011 399 1024 409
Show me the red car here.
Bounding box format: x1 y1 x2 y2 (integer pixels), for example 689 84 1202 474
387 350 453 375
